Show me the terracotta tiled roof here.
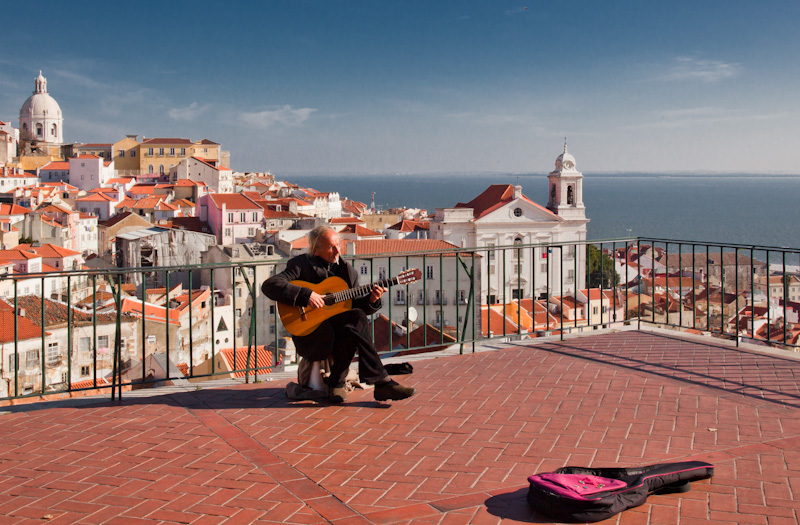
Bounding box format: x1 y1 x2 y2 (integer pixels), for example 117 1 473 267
455 184 556 220
344 239 465 256
40 161 70 170
0 203 32 215
77 193 115 202
219 346 274 377
129 184 158 195
74 154 102 159
330 217 365 225
209 193 261 210
30 243 81 258
199 139 219 145
192 156 230 171
120 297 181 326
175 179 205 187
387 219 430 232
2 296 119 328
0 310 45 343
70 377 112 390
338 224 383 237
141 138 193 145
79 143 112 148
0 249 41 261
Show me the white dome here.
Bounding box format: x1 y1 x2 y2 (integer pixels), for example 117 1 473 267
20 72 62 120
555 143 577 171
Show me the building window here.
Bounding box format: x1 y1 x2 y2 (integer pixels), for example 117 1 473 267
46 342 60 365
395 290 405 305
378 267 387 280
170 148 175 156
148 164 154 173
228 213 234 222
98 335 109 350
180 148 186 156
26 350 39 369
360 265 368 275
8 354 16 372
252 212 258 222
79 337 92 360
80 366 91 377
159 165 165 174
513 237 523 261
566 269 575 284
248 228 254 236
158 148 165 156
426 266 434 279
131 150 136 158
487 242 495 261
418 291 427 305
147 147 154 156
118 149 125 158
240 212 246 222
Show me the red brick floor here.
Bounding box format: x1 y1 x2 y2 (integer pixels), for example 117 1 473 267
1 330 799 524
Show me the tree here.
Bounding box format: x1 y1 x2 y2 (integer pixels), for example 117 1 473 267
588 244 619 289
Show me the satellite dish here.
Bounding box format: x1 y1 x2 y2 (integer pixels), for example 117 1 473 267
407 307 418 324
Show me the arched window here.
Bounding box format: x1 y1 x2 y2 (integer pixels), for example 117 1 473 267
36 123 43 137
51 124 57 137
148 164 154 173
159 164 165 174
567 186 574 205
513 237 524 261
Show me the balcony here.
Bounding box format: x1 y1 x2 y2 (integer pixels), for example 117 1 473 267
0 238 798 522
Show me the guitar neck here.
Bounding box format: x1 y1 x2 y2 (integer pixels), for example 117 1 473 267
328 276 400 304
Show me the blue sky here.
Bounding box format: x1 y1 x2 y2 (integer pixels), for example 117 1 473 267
2 1 799 174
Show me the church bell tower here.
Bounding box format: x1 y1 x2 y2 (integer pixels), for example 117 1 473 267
547 141 586 221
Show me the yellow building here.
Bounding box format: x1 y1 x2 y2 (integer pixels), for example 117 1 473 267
112 135 141 175
139 138 227 175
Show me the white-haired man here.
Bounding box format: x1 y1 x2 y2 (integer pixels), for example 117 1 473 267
262 226 415 403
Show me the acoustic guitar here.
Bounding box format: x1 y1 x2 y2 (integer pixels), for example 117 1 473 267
277 268 422 336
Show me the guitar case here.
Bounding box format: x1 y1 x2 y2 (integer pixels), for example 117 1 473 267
526 461 714 523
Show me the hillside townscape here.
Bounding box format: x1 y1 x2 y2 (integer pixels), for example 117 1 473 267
1 72 798 398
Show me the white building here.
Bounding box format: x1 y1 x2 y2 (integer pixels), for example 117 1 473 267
343 239 478 335
0 120 19 164
431 144 589 303
173 156 234 194
68 155 115 192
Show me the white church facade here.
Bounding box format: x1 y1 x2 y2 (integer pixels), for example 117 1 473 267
431 144 589 303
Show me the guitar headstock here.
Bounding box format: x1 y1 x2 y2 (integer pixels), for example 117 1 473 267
398 268 422 285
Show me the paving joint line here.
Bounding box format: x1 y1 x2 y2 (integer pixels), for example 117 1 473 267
167 390 365 524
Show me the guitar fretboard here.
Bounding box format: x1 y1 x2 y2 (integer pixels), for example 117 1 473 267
327 276 401 304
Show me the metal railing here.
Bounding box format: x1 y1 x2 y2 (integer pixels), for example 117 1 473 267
1 237 797 401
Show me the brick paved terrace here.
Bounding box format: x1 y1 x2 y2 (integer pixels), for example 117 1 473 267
1 329 799 524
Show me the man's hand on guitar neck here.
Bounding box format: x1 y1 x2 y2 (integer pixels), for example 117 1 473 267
307 285 386 309
369 285 388 305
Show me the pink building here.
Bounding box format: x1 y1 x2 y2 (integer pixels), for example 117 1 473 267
198 193 263 245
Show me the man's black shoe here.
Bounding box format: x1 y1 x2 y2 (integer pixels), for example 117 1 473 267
374 379 415 401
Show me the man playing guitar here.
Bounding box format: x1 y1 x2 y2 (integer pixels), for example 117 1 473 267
262 226 416 403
